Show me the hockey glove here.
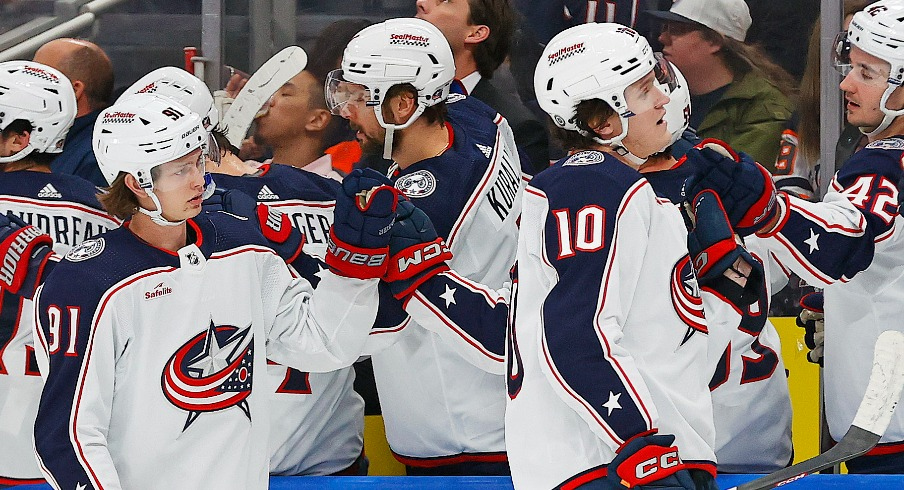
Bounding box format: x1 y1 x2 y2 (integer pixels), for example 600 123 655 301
203 188 305 264
0 212 54 298
682 138 779 236
385 198 452 300
686 190 765 307
607 430 695 489
327 168 400 279
797 291 825 366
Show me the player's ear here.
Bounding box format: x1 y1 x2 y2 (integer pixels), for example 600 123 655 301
383 89 417 125
124 173 149 198
305 108 331 132
0 129 30 155
465 24 490 46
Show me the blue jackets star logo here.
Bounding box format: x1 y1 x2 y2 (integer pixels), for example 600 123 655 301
162 320 254 430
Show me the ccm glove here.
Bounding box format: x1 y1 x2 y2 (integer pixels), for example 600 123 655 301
797 291 825 366
385 198 452 300
683 138 779 236
686 190 765 307
0 212 54 298
607 430 695 489
327 168 400 279
203 188 305 263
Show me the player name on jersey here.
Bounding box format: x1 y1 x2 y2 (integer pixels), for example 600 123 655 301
13 211 113 247
486 151 521 223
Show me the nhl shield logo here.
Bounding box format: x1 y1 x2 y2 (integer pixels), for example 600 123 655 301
395 170 437 198
162 321 254 430
65 238 105 262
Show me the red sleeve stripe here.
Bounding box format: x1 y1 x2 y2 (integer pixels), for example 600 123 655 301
789 200 866 235
442 270 507 306
771 233 835 286
0 196 120 225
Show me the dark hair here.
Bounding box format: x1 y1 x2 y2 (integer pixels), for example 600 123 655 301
1 119 57 167
58 41 114 110
553 98 615 151
383 83 447 127
468 0 515 78
307 18 374 83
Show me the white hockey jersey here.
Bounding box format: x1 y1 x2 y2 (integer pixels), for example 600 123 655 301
506 151 716 489
364 94 521 466
0 171 118 485
643 159 794 473
754 137 904 456
212 166 363 475
32 213 378 490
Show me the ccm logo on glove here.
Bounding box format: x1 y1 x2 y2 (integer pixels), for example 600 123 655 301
632 450 681 480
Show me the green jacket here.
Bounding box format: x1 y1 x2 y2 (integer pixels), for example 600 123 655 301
697 70 793 172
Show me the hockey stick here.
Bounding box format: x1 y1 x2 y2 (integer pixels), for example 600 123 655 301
220 46 308 148
728 329 904 490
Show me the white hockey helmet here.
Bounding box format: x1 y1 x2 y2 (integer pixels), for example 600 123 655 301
0 60 76 163
659 60 691 149
119 66 219 130
534 23 673 164
835 0 904 136
94 94 213 225
326 17 455 158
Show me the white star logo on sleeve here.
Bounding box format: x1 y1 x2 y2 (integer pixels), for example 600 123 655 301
804 228 820 254
602 391 622 416
439 284 457 308
315 264 329 281
76 484 87 490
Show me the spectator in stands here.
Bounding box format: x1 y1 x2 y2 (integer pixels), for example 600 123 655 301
650 0 795 169
416 0 551 174
253 69 344 181
32 38 113 187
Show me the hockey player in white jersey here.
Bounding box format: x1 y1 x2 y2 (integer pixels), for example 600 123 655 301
119 67 365 476
640 67 793 473
683 0 904 473
506 23 722 489
0 60 119 486
326 17 521 474
23 93 391 490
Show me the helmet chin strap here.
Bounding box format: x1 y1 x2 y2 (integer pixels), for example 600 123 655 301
0 143 35 164
376 102 426 161
383 127 394 160
137 176 215 227
862 84 904 138
583 116 649 167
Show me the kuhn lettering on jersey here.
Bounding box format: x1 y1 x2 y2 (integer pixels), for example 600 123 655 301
670 255 707 345
487 150 520 222
13 211 112 247
0 226 44 286
547 42 585 66
162 321 254 430
145 282 172 300
389 33 429 46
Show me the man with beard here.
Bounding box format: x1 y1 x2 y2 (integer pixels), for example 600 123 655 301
326 17 522 475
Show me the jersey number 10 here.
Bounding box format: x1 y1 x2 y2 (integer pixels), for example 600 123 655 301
552 205 606 259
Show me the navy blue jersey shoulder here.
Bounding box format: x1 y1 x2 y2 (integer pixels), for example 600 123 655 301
212 164 339 203
0 170 103 209
393 95 503 239
835 136 904 188
532 150 644 204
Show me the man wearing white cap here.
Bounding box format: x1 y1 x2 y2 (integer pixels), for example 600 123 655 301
650 0 794 169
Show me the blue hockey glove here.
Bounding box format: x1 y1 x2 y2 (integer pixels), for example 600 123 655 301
797 292 825 366
384 198 452 300
607 430 695 489
327 168 400 279
203 188 305 264
0 212 54 298
686 190 765 307
682 138 779 236
202 187 257 217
